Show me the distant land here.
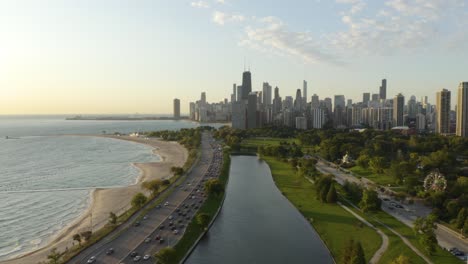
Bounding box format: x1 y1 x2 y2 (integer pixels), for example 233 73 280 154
66 115 190 121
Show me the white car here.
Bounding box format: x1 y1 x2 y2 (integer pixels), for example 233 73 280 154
87 256 96 263
143 255 151 260
144 237 151 243
164 201 169 206
133 255 141 262
173 229 179 235
168 215 173 220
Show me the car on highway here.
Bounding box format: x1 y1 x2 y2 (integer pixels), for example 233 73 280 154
159 225 165 230
106 248 114 255
173 229 179 235
130 251 138 257
164 201 169 206
159 238 165 244
168 215 173 220
133 255 141 262
134 221 140 227
143 254 151 260
144 237 151 243
87 256 96 263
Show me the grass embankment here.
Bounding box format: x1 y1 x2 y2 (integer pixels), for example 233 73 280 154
349 166 395 186
262 156 381 263
60 140 201 263
173 150 231 263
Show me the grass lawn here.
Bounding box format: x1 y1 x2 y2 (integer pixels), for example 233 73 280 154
349 165 396 186
263 156 381 263
241 137 299 148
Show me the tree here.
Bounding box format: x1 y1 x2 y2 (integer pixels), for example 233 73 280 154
390 255 411 264
413 215 438 255
154 247 177 264
109 212 117 225
80 231 92 242
456 208 468 229
356 154 370 169
462 218 468 237
131 192 147 208
316 175 333 203
359 189 381 212
369 157 385 174
47 248 61 264
350 241 366 264
170 166 184 176
72 233 81 246
205 179 224 196
196 213 210 228
326 184 338 203
142 179 163 197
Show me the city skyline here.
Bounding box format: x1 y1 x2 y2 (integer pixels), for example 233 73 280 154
1 0 468 115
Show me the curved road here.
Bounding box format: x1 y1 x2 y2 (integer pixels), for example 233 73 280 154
68 133 218 264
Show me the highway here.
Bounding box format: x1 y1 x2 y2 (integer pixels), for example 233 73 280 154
69 132 222 264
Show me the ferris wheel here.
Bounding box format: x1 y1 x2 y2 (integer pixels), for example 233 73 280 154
423 170 447 192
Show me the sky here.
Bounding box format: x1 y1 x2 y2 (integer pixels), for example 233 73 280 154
0 0 467 115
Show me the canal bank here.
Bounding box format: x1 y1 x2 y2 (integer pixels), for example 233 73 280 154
185 155 334 264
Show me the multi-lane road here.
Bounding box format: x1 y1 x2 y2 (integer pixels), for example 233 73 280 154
69 132 223 264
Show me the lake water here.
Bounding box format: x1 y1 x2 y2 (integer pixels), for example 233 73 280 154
185 156 334 264
0 116 220 260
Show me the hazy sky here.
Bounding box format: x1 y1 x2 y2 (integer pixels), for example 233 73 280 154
1 0 467 115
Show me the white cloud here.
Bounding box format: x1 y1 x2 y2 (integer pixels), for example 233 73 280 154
336 0 366 14
240 17 339 65
330 0 468 55
215 0 226 4
212 11 245 25
191 1 209 8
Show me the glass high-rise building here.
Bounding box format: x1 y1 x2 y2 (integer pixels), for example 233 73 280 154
241 71 252 100
457 82 468 137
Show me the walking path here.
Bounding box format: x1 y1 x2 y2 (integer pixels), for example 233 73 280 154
338 202 389 264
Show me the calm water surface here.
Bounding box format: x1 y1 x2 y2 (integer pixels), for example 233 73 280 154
186 156 334 264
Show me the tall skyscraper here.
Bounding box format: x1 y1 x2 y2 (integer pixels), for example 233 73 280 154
294 89 302 112
247 92 258 129
363 93 370 106
303 80 308 106
457 82 468 137
372 93 380 101
201 92 206 104
407 95 417 118
380 79 387 100
262 82 272 106
232 83 237 103
436 89 451 135
393 93 405 127
236 86 242 102
173 98 181 119
273 86 282 116
334 95 345 109
241 71 252 100
311 94 320 109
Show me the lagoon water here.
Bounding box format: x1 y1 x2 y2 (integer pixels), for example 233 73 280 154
0 116 215 260
186 156 334 264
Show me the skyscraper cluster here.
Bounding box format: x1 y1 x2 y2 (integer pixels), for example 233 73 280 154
186 70 468 137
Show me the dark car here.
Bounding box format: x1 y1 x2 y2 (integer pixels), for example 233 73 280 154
159 225 165 230
130 251 138 257
134 221 140 227
159 238 165 244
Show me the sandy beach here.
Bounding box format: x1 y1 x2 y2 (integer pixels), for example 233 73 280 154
2 136 188 264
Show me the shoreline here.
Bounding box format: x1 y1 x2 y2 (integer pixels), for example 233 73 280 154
1 135 188 264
